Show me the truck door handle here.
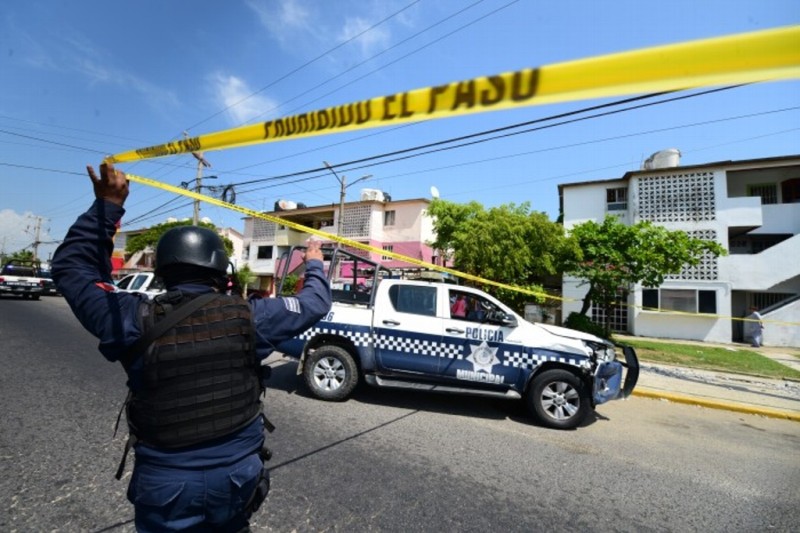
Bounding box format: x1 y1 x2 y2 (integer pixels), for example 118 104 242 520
383 319 400 326
446 327 464 334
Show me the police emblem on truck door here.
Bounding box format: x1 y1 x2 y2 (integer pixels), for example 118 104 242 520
441 289 522 386
466 341 500 372
456 340 505 384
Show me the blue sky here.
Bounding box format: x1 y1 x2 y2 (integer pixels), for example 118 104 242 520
1 0 798 262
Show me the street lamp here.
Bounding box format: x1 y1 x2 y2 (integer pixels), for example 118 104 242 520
323 161 372 238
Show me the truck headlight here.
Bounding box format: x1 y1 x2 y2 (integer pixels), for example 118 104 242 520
603 346 617 362
585 342 616 363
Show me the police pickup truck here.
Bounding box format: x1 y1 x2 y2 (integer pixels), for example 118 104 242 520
276 248 639 430
0 260 45 300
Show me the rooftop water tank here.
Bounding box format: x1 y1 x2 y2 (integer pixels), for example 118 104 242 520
642 148 681 170
274 199 297 211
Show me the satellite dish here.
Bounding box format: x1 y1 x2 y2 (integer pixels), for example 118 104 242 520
430 186 440 199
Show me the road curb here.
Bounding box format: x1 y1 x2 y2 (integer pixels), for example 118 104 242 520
633 388 800 422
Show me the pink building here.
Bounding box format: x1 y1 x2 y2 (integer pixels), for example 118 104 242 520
242 192 441 295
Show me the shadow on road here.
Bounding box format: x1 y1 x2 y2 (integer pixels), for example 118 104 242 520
265 356 613 430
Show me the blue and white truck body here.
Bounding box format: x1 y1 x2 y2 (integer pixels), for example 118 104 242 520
276 256 638 430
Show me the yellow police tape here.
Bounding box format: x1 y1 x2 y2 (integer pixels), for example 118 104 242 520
125 173 537 296
125 173 798 328
107 25 800 164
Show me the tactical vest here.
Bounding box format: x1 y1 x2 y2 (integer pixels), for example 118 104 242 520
125 291 262 449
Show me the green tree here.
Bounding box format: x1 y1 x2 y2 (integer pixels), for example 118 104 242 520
126 221 234 258
233 263 257 296
563 216 727 325
6 250 35 262
281 274 300 296
427 199 579 312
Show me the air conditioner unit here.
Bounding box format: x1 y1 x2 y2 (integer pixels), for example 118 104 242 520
360 188 384 202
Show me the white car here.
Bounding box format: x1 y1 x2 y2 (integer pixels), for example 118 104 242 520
115 272 165 298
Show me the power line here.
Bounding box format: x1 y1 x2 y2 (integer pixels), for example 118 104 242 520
225 87 739 191
182 0 425 134
237 0 502 133
233 106 799 199
0 129 109 155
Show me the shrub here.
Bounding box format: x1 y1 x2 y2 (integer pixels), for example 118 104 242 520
564 312 611 340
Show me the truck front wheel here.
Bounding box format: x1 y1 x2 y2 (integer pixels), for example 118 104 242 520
303 345 358 401
526 369 590 430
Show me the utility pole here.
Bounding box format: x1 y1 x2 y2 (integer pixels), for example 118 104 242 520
185 132 211 225
323 161 372 239
32 216 42 261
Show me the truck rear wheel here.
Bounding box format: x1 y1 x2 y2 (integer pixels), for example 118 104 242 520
526 369 590 430
303 345 358 401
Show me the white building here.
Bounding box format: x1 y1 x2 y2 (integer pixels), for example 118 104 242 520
242 192 437 295
559 152 800 347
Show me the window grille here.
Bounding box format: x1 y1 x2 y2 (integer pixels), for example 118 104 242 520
747 184 778 205
638 172 716 222
253 220 276 240
665 230 719 281
750 292 794 310
590 291 629 333
343 206 372 238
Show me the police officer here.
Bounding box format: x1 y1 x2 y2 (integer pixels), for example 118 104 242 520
52 162 332 532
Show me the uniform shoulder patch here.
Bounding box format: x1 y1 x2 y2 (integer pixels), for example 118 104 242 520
282 297 300 313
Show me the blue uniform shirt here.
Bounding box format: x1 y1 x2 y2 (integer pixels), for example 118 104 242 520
52 199 332 467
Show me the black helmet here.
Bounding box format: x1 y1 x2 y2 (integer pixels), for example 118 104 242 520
155 226 229 276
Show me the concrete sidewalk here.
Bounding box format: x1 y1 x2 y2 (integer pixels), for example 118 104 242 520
632 361 800 422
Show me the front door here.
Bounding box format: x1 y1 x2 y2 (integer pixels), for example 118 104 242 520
440 289 523 388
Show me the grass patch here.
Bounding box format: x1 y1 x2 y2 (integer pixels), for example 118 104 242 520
619 339 800 381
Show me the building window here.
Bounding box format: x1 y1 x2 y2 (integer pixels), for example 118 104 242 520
256 246 273 260
590 290 629 333
661 289 695 312
388 284 437 316
606 187 628 211
781 177 800 203
384 210 396 226
698 291 716 314
642 288 716 314
642 289 659 310
382 245 393 260
747 183 778 205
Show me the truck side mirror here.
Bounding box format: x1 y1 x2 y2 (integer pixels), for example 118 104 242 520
486 310 518 328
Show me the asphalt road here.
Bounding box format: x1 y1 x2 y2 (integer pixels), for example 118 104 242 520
2 296 799 532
